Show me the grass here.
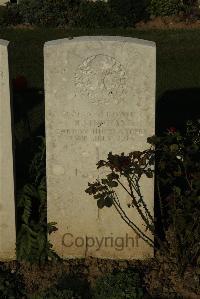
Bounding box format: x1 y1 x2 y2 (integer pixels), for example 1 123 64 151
0 27 200 99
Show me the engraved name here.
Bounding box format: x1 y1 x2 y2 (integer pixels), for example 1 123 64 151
60 110 144 142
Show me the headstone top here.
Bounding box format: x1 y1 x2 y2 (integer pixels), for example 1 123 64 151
44 36 156 48
0 39 9 46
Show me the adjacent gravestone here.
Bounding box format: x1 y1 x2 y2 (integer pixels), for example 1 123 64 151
0 0 8 6
44 36 156 259
0 40 16 260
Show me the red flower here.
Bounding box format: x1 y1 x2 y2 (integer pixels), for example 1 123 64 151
167 127 177 134
12 75 28 91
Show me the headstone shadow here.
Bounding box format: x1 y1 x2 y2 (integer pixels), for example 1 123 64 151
156 88 200 135
155 88 200 242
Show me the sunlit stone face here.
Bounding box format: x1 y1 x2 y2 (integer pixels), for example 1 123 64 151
0 39 16 261
45 36 156 260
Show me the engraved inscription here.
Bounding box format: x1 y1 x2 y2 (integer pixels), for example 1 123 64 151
64 128 144 142
59 110 145 144
74 54 127 104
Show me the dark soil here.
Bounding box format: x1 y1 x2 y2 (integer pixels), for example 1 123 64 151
1 257 150 294
135 15 200 29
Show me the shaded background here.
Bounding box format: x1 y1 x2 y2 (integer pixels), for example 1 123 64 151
0 28 200 98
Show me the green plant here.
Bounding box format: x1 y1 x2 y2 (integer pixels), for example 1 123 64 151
17 0 81 26
14 0 150 27
86 119 200 298
85 149 155 248
0 264 26 298
0 6 8 26
26 272 89 298
17 0 43 24
16 136 60 264
92 269 144 299
40 0 81 27
148 120 200 275
6 3 23 25
27 288 75 299
182 0 199 17
107 0 149 26
0 4 22 26
74 0 111 28
147 0 184 16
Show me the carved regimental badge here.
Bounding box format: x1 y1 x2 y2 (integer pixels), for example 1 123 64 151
74 54 127 104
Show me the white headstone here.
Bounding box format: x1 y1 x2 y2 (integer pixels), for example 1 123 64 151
0 39 16 260
45 36 156 260
0 0 7 6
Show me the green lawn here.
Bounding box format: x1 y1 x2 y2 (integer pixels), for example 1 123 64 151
0 27 200 99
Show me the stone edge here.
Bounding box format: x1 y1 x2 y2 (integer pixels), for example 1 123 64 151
44 36 156 48
0 39 9 47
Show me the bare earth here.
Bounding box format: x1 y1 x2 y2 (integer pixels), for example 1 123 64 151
135 16 200 29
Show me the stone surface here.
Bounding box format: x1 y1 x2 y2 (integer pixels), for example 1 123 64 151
0 0 8 6
44 36 156 259
0 39 16 260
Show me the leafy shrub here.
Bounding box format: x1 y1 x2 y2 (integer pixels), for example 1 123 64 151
13 0 150 27
26 272 90 298
182 0 199 16
0 4 22 26
17 0 43 24
92 269 144 299
0 6 8 25
17 0 80 26
28 288 75 299
56 273 90 298
107 0 149 26
86 119 200 298
147 0 184 16
148 120 200 275
0 265 26 298
6 3 23 25
2 0 197 26
16 136 60 264
40 0 81 27
74 0 111 28
85 149 155 248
